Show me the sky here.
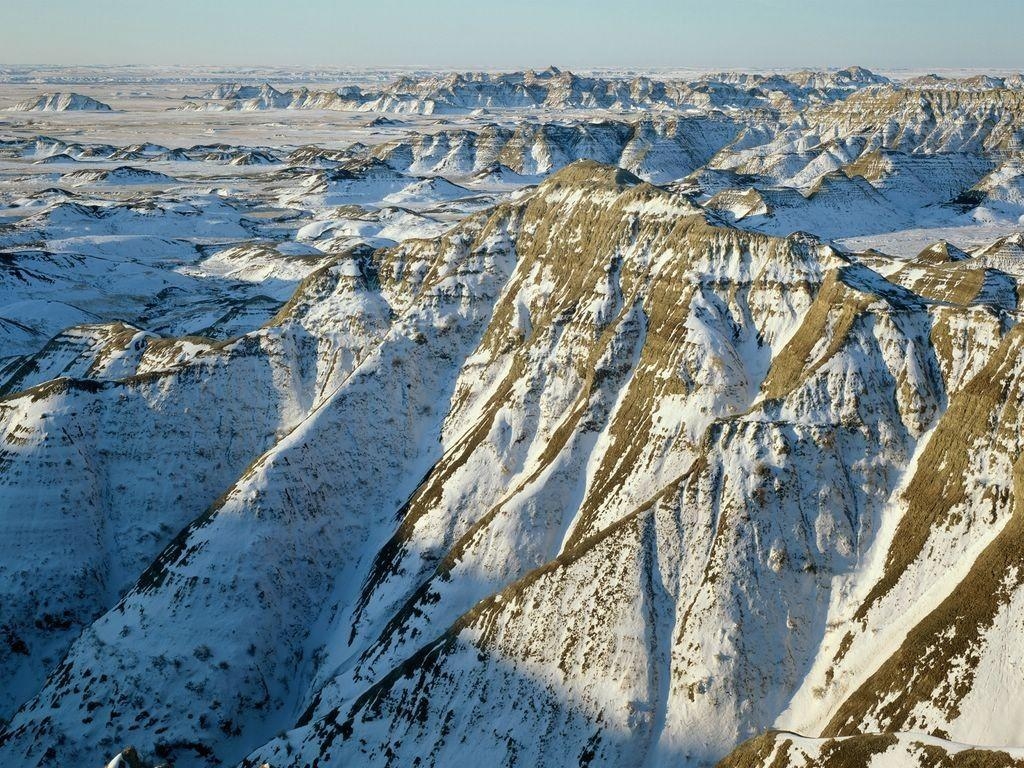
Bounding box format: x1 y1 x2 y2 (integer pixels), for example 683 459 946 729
5 0 1024 71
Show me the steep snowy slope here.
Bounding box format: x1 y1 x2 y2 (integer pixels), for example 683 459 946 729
0 246 391 723
3 66 1024 768
0 190 519 765
803 87 1024 154
0 155 1016 768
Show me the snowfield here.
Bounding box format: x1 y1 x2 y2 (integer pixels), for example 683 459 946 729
1 65 1024 768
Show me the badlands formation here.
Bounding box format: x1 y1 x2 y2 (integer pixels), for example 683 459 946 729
0 65 1024 767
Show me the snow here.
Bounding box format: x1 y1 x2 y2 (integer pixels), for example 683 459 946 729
7 92 112 112
1 66 1024 768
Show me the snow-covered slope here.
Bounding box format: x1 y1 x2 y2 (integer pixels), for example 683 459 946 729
175 66 890 115
719 730 1024 767
8 93 112 112
2 67 1024 768
59 166 176 186
0 153 1018 768
367 115 742 183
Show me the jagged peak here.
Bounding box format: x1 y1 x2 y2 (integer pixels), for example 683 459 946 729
916 240 972 264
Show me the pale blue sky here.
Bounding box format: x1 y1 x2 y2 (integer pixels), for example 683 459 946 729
5 0 1023 70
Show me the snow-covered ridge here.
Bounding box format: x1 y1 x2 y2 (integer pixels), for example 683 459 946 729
174 66 892 114
168 66 1024 118
0 155 1022 767
1 64 1024 768
7 92 112 112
